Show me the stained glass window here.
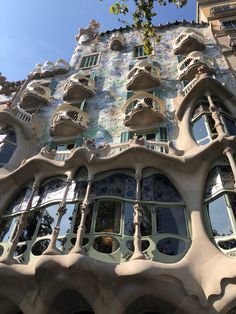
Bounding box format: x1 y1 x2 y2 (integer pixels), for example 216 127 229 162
141 174 182 202
90 174 136 199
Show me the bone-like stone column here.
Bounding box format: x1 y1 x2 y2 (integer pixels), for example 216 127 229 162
70 177 92 255
0 180 39 264
43 175 73 255
130 171 145 261
207 94 225 137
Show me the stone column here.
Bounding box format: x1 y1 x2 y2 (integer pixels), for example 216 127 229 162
43 176 72 255
0 180 39 264
223 147 236 190
130 171 145 261
207 94 225 137
70 177 92 255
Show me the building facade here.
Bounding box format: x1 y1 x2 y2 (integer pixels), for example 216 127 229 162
1 2 236 313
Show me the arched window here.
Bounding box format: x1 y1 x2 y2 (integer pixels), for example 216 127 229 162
31 176 77 257
191 97 236 145
0 128 17 167
205 163 236 257
140 169 190 263
68 168 190 264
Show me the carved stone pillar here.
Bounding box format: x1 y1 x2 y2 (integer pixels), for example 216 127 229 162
70 178 92 255
207 94 225 137
0 180 39 264
43 176 72 255
223 147 236 190
130 172 145 261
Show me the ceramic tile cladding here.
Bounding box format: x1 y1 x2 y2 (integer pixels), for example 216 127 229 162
40 24 236 147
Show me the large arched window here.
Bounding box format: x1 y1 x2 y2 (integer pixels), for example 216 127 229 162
0 128 17 167
191 97 236 145
0 172 88 263
68 168 190 264
205 163 236 257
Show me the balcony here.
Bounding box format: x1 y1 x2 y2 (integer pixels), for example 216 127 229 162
123 92 165 128
49 103 88 137
109 33 125 51
21 81 52 113
29 59 70 79
41 61 55 78
177 51 215 81
63 74 95 101
54 59 70 74
173 28 205 55
127 61 161 91
211 5 236 19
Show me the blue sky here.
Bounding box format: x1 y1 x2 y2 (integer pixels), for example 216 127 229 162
0 0 196 81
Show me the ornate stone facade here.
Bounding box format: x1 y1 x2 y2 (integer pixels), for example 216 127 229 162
1 3 236 313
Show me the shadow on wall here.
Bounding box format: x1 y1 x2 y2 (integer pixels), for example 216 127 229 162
46 289 94 314
124 295 181 314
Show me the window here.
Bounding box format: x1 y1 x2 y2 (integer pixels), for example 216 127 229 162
211 5 236 16
222 20 236 30
0 129 17 167
191 97 236 145
133 45 151 58
120 127 168 143
79 53 100 69
205 164 236 257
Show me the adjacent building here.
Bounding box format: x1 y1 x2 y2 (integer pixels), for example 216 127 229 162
1 2 236 313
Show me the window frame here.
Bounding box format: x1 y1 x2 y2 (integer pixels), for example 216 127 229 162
79 52 101 69
133 44 154 59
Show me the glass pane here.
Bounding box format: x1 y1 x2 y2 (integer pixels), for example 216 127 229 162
156 207 187 236
0 142 16 163
32 239 50 255
228 194 236 219
19 211 40 241
95 200 121 234
124 202 134 236
60 203 75 236
37 205 58 237
140 205 152 236
73 202 94 234
205 167 223 199
208 196 233 236
218 239 236 250
74 181 87 199
141 174 182 202
37 179 67 206
93 236 120 253
157 238 185 255
223 116 236 136
192 116 210 145
6 187 32 214
90 174 136 199
0 218 16 242
220 166 234 190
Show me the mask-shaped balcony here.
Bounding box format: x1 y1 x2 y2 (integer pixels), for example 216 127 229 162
127 61 161 91
28 64 42 79
173 28 205 55
177 51 215 81
63 74 95 101
123 92 165 128
211 5 236 19
21 81 52 113
50 103 88 137
109 33 125 51
41 61 55 78
29 59 70 79
54 59 70 74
